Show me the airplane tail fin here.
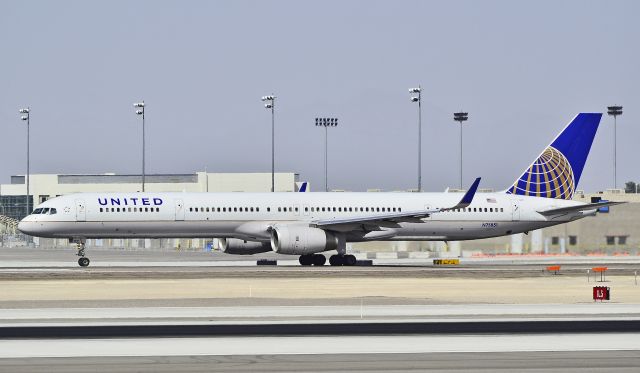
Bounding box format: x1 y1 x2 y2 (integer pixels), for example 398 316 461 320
506 113 602 200
296 181 309 192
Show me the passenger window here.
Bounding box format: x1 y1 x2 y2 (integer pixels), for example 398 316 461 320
484 208 487 212
256 207 260 212
117 208 121 212
501 208 504 212
156 208 160 212
295 207 298 212
267 207 270 212
278 207 281 212
100 208 103 212
322 207 325 212
338 207 342 212
399 208 402 212
289 207 293 212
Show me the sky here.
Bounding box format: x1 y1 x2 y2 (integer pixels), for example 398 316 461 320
1 0 638 192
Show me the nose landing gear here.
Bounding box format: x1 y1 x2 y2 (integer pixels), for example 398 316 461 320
73 239 90 267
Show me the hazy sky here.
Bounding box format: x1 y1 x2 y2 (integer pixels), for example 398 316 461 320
1 0 638 192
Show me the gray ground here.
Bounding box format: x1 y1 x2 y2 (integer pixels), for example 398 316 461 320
1 351 639 372
1 247 638 371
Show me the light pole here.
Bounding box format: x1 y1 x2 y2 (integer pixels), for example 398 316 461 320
453 111 469 189
607 105 622 189
315 118 338 192
133 101 146 192
19 108 30 217
262 95 276 192
409 86 422 192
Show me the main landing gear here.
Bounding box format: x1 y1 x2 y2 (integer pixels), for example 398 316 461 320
298 254 357 266
299 254 326 266
329 254 357 266
74 239 90 267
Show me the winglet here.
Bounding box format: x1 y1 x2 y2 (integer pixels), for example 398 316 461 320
460 177 481 206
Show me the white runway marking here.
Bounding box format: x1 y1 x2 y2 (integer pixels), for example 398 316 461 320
0 334 638 358
1 304 640 323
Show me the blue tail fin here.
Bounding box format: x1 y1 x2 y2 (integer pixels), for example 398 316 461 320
506 113 602 200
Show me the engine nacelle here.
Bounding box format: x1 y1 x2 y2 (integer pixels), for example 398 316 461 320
219 238 272 255
270 225 338 255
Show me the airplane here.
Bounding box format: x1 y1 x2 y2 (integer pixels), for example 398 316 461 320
18 113 621 267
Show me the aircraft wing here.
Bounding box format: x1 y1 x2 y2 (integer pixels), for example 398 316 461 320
537 201 625 217
310 178 481 230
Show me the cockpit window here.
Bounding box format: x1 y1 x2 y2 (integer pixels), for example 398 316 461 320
32 208 43 214
41 208 50 214
49 208 57 215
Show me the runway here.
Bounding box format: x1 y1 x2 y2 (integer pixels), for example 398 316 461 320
0 336 638 372
0 351 639 372
1 247 639 371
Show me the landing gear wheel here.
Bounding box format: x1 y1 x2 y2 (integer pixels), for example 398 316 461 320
344 254 357 266
78 257 90 267
299 255 313 266
329 255 344 266
312 254 326 266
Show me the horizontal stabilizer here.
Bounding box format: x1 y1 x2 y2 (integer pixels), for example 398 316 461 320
537 201 625 216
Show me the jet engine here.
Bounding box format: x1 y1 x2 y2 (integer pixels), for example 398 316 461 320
219 238 272 255
270 225 338 255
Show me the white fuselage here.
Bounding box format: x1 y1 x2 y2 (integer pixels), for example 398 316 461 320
18 191 588 243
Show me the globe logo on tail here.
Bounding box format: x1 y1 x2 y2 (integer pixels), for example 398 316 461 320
508 146 575 199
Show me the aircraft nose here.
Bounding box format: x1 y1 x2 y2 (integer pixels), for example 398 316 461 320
17 220 37 236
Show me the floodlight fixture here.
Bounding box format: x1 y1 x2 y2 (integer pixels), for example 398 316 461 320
453 111 470 189
263 94 276 192
409 85 423 192
133 100 146 192
316 117 339 191
607 105 623 188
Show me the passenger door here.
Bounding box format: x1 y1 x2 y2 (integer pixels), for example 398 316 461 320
511 200 520 221
175 199 185 221
75 200 86 222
